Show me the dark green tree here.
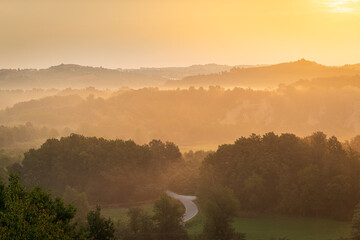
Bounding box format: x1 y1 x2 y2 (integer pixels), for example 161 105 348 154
351 203 360 240
124 207 154 240
0 174 78 240
202 185 245 240
63 186 90 223
153 193 188 240
87 206 115 240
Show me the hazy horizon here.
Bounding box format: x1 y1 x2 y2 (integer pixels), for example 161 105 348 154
0 58 358 71
1 0 360 69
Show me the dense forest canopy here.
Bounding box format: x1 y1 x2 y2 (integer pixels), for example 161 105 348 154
2 76 360 146
10 134 191 205
200 132 360 220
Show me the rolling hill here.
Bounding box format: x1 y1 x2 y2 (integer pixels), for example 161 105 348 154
165 59 360 88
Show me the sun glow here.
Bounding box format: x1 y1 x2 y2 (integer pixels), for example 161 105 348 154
325 0 360 13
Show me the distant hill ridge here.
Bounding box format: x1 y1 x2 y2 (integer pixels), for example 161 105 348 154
1 60 360 89
0 63 236 89
118 63 235 80
165 59 360 88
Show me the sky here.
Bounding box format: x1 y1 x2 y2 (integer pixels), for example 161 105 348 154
1 0 360 69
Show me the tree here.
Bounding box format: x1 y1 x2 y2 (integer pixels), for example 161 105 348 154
124 207 154 240
87 206 115 240
63 186 90 223
202 185 245 240
153 193 188 240
0 174 79 240
351 203 360 240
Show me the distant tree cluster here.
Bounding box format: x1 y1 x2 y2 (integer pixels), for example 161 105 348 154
200 132 360 220
0 149 22 169
0 122 59 148
10 134 184 205
201 185 245 240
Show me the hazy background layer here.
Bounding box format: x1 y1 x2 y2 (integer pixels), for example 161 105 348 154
1 0 360 69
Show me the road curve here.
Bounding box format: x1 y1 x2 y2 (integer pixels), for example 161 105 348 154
165 190 199 222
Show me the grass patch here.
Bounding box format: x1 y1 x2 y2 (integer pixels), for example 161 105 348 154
186 211 351 240
102 204 351 240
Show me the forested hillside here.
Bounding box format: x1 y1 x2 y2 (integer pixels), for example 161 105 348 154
0 123 59 148
10 134 198 205
0 87 116 110
200 132 360 220
2 79 360 146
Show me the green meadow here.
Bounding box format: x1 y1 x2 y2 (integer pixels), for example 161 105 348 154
102 205 351 240
186 211 351 240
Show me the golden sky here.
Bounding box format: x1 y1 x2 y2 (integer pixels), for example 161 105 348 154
1 0 360 68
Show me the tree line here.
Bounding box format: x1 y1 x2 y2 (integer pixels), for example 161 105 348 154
9 134 189 205
199 132 360 220
8 132 360 220
0 122 59 148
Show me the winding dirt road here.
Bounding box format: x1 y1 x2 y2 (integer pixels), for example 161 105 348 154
165 190 199 222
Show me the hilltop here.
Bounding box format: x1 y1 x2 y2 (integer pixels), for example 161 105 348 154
165 59 360 88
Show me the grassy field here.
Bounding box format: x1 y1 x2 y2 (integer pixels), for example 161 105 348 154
186 211 351 240
103 204 351 240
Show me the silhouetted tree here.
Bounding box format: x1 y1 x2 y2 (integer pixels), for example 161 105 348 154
0 174 78 239
202 185 244 240
351 203 360 240
86 206 115 240
153 194 188 240
125 207 154 240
